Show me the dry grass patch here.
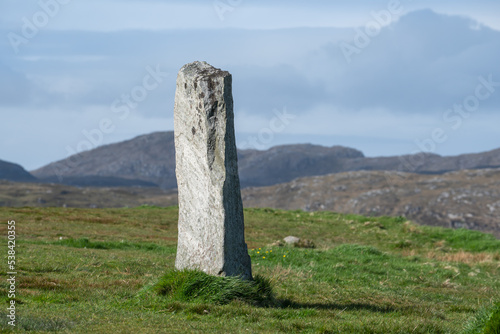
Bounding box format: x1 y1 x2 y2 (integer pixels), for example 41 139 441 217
19 276 69 291
428 250 499 264
401 249 499 264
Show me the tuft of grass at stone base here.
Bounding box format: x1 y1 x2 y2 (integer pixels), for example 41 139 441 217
151 269 274 306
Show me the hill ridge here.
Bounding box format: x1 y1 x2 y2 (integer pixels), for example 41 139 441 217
0 159 38 182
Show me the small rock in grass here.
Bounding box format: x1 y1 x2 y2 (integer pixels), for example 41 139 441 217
284 236 300 245
283 236 316 248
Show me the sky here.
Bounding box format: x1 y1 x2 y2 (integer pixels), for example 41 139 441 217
1 0 499 170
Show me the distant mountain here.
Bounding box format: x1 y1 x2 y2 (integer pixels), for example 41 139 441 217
0 159 37 182
32 132 177 189
31 131 500 189
238 144 364 187
242 169 500 238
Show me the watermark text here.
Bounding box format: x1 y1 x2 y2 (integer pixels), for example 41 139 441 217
7 220 17 327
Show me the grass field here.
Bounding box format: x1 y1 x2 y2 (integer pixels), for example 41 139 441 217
0 206 499 333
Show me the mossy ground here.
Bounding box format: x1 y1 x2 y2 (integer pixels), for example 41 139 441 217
0 206 499 333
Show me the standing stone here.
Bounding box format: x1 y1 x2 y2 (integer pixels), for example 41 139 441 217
173 61 252 280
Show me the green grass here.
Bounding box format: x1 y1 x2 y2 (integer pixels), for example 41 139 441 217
462 302 500 334
484 305 500 334
0 206 499 333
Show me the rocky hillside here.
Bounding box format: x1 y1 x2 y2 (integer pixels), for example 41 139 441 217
0 159 37 182
237 144 364 187
32 132 177 189
32 131 500 190
242 168 500 237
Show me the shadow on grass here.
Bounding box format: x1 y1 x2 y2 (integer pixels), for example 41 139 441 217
273 299 398 313
0 313 74 332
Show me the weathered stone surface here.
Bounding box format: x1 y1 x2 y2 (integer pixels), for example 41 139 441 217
173 61 252 279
